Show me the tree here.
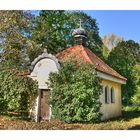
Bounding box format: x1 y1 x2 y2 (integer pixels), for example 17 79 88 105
48 59 102 123
102 34 123 51
131 87 140 107
32 11 68 55
0 10 35 69
32 11 103 59
131 64 140 106
0 11 39 118
102 44 110 60
107 40 140 105
66 11 103 59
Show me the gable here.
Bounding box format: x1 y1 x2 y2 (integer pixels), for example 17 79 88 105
30 52 60 89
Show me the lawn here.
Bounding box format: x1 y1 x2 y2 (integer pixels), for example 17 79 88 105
0 108 140 130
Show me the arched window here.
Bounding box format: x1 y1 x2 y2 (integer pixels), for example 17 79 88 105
105 86 109 104
111 87 115 103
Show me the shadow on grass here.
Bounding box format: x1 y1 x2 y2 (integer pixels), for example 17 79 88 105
128 125 140 130
122 110 140 121
96 109 140 123
0 112 30 121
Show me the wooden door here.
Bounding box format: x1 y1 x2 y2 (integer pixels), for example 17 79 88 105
40 89 51 121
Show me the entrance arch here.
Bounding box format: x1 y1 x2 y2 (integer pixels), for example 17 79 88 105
29 51 60 122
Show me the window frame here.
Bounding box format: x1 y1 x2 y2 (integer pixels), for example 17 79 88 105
105 86 109 104
111 87 115 103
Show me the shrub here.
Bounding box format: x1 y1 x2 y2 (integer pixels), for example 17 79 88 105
0 69 38 117
131 87 140 106
48 59 102 123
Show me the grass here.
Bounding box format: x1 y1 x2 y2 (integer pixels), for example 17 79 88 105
0 107 140 130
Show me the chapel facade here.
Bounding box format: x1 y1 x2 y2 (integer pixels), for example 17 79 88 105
29 26 127 122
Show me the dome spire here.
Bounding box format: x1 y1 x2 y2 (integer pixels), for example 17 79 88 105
72 19 87 47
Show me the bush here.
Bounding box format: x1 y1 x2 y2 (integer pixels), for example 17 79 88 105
48 59 102 123
0 69 38 117
131 87 140 106
122 105 140 112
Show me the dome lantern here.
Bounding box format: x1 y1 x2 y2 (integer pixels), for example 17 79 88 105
72 19 87 46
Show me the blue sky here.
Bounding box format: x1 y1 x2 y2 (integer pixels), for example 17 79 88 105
31 10 140 43
84 10 140 43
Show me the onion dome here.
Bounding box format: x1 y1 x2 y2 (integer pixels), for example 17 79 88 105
72 27 87 38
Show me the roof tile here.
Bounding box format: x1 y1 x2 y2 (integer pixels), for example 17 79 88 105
56 45 127 81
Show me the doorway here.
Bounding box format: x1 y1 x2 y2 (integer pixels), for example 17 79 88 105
39 89 51 121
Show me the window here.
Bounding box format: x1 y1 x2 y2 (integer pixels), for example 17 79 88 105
111 87 115 103
105 86 109 104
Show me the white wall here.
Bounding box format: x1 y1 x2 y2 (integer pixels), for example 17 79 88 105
30 58 59 89
29 57 59 121
100 80 122 120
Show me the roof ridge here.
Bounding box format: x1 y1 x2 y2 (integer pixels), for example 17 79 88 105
83 47 127 80
56 45 127 81
81 46 93 64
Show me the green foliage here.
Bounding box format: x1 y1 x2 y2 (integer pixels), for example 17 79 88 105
66 11 103 59
107 40 140 105
32 10 103 59
123 105 140 112
0 11 35 69
131 64 140 106
0 10 104 67
26 40 43 62
131 87 140 106
32 11 68 54
0 69 38 116
0 11 39 117
102 44 110 60
48 59 102 123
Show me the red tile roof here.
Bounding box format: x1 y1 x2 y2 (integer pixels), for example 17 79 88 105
56 45 127 81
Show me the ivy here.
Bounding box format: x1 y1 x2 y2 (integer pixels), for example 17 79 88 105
0 69 38 117
48 59 102 123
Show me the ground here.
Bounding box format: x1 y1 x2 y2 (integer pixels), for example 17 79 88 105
0 108 140 130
